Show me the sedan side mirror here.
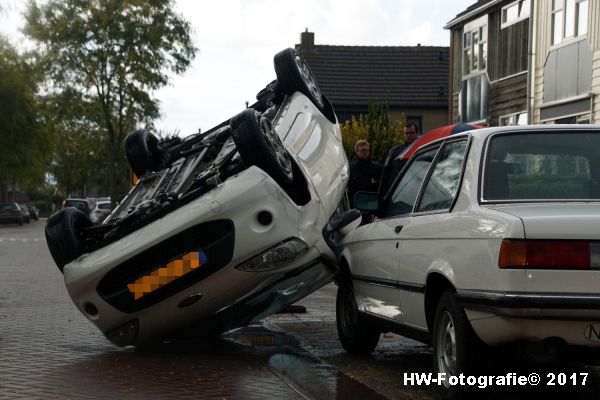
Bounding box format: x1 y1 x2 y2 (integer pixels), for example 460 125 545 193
322 209 362 253
328 209 362 232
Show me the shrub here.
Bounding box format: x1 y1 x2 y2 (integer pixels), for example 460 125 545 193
340 99 404 163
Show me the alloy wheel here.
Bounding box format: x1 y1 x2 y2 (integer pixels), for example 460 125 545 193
436 310 457 385
260 117 293 177
294 55 324 108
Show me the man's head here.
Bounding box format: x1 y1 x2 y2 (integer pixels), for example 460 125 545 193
404 123 419 145
354 139 370 160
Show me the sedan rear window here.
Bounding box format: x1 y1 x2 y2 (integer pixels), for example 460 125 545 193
0 203 18 211
484 132 600 201
64 200 89 211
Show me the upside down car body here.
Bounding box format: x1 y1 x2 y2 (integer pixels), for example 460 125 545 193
45 48 349 346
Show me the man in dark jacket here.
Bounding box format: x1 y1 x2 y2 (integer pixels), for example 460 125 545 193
348 140 383 207
379 123 420 196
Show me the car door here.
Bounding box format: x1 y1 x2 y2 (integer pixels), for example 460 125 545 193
396 139 469 330
347 146 440 323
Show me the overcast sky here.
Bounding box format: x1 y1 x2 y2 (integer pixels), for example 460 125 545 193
0 0 474 136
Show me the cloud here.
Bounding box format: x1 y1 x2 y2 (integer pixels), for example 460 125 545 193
1 0 474 136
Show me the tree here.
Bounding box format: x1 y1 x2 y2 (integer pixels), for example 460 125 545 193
340 99 405 163
40 88 107 197
0 37 49 202
24 0 197 203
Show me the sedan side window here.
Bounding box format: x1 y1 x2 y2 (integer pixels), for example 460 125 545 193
416 140 468 213
383 147 439 218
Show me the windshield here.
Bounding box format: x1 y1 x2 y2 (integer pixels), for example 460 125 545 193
483 131 600 201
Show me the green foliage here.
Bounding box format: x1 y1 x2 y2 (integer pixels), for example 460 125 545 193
24 0 197 202
340 99 405 163
40 88 108 197
0 37 50 201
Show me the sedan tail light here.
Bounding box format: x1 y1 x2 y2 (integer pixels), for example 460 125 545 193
499 239 600 270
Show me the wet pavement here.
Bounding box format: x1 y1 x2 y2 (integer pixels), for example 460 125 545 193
0 221 386 400
2 221 600 399
267 285 600 400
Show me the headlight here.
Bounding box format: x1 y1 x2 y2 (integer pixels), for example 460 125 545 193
235 238 309 272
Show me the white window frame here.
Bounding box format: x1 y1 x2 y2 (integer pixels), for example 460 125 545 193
499 111 528 126
501 0 530 29
552 0 588 46
462 15 488 78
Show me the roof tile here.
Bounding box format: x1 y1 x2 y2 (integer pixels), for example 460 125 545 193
295 42 449 108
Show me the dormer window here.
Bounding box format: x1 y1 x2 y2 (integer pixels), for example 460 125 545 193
462 15 487 77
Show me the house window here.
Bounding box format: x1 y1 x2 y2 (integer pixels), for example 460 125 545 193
499 112 527 126
555 114 590 124
501 0 530 28
462 16 487 76
552 0 588 45
406 116 422 134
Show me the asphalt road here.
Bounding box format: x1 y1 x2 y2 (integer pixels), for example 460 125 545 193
1 220 599 399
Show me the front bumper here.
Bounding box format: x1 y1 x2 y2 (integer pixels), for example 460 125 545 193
97 219 235 314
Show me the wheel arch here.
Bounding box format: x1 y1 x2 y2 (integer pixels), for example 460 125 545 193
424 272 456 332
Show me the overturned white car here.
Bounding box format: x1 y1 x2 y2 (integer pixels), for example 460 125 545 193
45 48 348 346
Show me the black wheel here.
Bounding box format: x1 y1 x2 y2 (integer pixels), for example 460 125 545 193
45 208 92 272
124 130 163 177
336 281 380 354
231 108 294 185
18 217 23 226
433 290 485 397
274 48 325 110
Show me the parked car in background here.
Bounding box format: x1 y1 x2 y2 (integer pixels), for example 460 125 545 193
45 48 348 347
90 201 112 224
326 125 600 397
0 203 24 225
18 203 31 224
26 204 39 221
62 198 93 217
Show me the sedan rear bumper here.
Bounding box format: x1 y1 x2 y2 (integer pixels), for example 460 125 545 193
459 289 600 347
458 289 600 316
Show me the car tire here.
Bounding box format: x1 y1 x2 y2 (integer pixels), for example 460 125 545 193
274 48 325 111
124 130 163 177
336 281 380 355
433 290 485 397
45 207 92 272
18 217 23 226
231 108 294 186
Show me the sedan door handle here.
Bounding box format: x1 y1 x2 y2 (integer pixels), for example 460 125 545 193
394 226 403 234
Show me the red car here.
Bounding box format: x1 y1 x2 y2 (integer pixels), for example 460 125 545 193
0 203 25 225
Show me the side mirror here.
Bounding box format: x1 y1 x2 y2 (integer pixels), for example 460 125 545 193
322 209 362 253
328 209 361 232
355 192 380 213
